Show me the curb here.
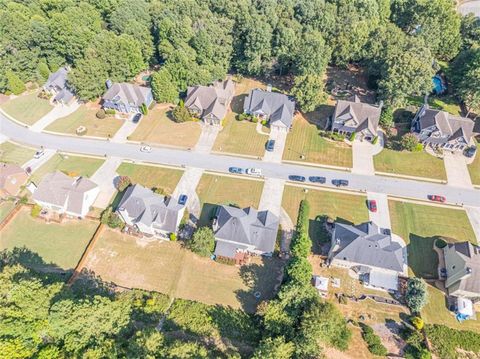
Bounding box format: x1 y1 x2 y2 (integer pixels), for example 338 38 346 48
375 171 446 184
282 159 351 172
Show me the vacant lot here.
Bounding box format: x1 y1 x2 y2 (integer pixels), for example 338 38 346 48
468 150 480 185
374 149 447 180
0 207 98 271
284 116 353 168
31 154 104 183
1 91 53 125
389 201 476 278
116 162 183 194
129 105 202 148
196 174 264 226
0 141 36 165
45 105 123 138
282 186 369 248
86 228 284 312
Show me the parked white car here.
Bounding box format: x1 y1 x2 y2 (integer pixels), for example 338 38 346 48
34 149 45 159
140 145 152 153
246 168 262 176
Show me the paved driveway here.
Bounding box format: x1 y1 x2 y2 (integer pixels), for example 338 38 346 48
172 167 204 219
444 152 473 189
30 101 80 132
194 124 220 153
263 128 287 163
258 177 285 217
111 116 138 143
90 157 122 209
366 192 391 229
22 149 56 174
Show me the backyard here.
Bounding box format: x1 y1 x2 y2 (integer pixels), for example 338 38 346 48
389 200 476 279
374 149 447 180
0 141 36 165
0 91 53 125
0 207 98 271
283 115 353 168
116 162 184 194
45 104 123 138
31 153 105 183
0 201 16 222
129 105 202 148
85 228 284 312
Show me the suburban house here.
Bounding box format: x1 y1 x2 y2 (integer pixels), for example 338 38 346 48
184 78 235 125
411 104 475 152
117 184 185 239
331 95 382 141
443 241 480 299
0 163 28 198
32 171 99 218
212 205 279 262
102 82 154 114
243 89 295 131
43 67 75 105
328 221 407 291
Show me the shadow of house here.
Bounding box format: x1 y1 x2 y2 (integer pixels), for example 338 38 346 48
230 94 248 114
198 203 218 228
309 216 354 255
302 104 336 129
407 234 443 279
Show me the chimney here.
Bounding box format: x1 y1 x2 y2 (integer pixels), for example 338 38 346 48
106 79 112 89
266 84 272 92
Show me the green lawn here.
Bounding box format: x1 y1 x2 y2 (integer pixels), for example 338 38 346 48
1 91 53 125
389 201 476 279
196 174 264 226
0 201 16 223
116 162 184 195
374 149 447 180
283 116 353 168
0 207 98 271
468 146 480 186
45 105 124 138
31 154 104 184
0 141 36 165
282 186 369 250
407 95 462 116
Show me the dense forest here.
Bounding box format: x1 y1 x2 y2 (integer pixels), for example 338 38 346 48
0 0 479 114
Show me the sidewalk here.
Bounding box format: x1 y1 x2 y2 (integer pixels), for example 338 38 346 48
30 101 80 132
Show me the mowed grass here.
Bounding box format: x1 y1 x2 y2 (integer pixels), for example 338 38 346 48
116 162 183 195
1 91 53 125
282 186 369 247
0 207 98 271
196 174 264 226
374 149 447 180
389 200 476 278
0 141 36 165
31 154 104 183
468 150 480 185
283 116 353 168
0 201 15 222
45 105 123 138
129 105 202 148
86 228 284 312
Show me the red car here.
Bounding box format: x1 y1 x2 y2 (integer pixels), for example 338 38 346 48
428 195 446 203
368 200 377 212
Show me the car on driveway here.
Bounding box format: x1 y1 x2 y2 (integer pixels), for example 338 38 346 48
308 176 326 184
332 179 348 187
367 200 377 212
288 175 306 182
140 145 152 153
428 195 446 203
266 140 275 152
178 194 188 205
229 167 243 174
246 168 262 176
34 149 45 159
132 113 142 123
464 146 477 158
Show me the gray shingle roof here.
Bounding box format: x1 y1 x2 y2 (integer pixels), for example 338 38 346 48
243 89 295 127
445 242 480 295
333 96 381 134
330 222 405 272
44 67 69 90
102 83 151 107
213 205 279 257
118 184 184 233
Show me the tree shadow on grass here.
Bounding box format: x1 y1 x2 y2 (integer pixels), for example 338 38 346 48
407 234 441 279
309 216 354 255
230 94 247 114
302 104 335 130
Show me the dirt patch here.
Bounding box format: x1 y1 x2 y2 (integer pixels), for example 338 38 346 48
372 322 407 357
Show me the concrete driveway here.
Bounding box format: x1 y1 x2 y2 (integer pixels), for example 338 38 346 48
366 192 391 229
352 133 383 175
90 157 122 209
22 149 56 174
111 115 139 143
194 124 220 153
172 167 204 220
263 128 287 163
258 177 285 217
444 151 473 189
30 101 80 132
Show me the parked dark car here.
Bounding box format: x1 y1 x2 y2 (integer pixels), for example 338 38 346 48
229 167 243 174
332 179 349 187
266 140 275 152
308 176 326 184
178 194 188 205
464 146 477 158
288 175 306 182
440 268 447 278
132 113 142 123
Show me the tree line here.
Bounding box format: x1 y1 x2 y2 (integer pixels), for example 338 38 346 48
1 0 478 114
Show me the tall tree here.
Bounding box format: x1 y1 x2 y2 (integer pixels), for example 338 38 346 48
451 48 480 116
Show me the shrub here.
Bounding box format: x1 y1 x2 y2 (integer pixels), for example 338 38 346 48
37 62 50 81
261 119 268 126
401 133 420 152
349 132 356 141
153 187 166 195
105 108 116 115
96 109 106 119
372 136 379 145
285 257 312 284
410 316 424 330
100 207 124 229
116 176 131 192
189 227 215 257
252 116 258 123
413 143 424 152
172 101 192 123
425 324 480 359
360 323 388 356
140 103 148 115
406 277 428 313
6 71 26 95
169 233 177 241
31 204 42 218
19 196 28 205
379 106 394 129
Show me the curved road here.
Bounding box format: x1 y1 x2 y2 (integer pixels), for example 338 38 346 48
1 114 478 207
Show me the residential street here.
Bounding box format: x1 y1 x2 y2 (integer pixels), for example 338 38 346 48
1 113 479 207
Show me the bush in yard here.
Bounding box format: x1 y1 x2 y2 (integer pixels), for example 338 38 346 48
261 119 268 126
290 231 311 258
410 316 424 330
6 71 26 95
96 109 106 119
30 204 42 218
360 323 388 356
296 200 310 234
100 207 124 229
401 133 420 152
425 324 480 359
406 277 428 313
169 233 177 241
172 101 192 123
37 62 50 81
372 135 379 145
140 103 148 115
153 187 166 195
252 116 258 123
105 108 116 115
379 106 394 129
349 132 356 141
252 336 295 359
189 226 215 257
116 176 131 192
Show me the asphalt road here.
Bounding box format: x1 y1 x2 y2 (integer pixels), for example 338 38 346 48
1 114 478 207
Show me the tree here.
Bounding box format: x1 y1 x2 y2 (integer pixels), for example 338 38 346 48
451 48 480 116
151 68 178 103
172 102 192 123
189 227 215 257
100 207 124 229
290 232 311 259
401 133 421 152
291 75 325 113
379 106 394 129
294 30 331 76
411 316 424 330
405 277 428 313
116 176 131 192
285 257 312 284
252 336 295 359
37 62 50 82
360 323 388 356
460 14 480 50
5 71 26 95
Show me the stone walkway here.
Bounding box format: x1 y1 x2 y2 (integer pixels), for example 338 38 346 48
90 157 122 209
30 101 80 132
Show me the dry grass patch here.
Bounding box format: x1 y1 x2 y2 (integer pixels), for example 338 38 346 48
1 91 53 125
0 141 36 165
129 105 202 148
